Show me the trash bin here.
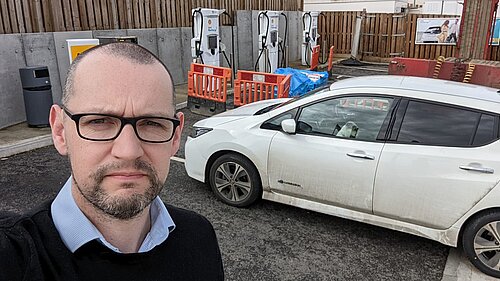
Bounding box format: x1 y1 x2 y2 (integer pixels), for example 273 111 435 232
97 36 138 44
19 66 53 127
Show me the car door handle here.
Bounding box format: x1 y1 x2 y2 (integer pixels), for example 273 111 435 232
346 152 375 160
459 165 494 174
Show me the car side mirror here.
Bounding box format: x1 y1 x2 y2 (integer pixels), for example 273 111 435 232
281 119 296 134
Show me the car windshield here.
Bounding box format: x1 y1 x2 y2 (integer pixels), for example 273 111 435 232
254 83 336 115
253 90 321 115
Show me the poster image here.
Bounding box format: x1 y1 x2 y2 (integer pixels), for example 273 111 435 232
416 18 460 45
491 19 500 46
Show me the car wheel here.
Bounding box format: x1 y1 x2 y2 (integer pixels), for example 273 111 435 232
209 154 262 207
462 211 500 278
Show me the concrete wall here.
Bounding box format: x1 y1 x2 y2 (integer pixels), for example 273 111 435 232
0 34 26 128
0 10 302 129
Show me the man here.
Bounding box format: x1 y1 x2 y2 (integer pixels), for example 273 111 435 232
446 19 459 43
0 43 224 280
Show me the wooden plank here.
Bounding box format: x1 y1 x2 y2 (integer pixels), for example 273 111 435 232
132 0 139 28
77 0 89 30
70 0 82 30
7 0 19 33
169 0 176 28
406 14 413 58
100 0 109 29
144 0 150 28
125 0 132 28
109 0 119 28
52 0 66 31
164 0 171 28
31 0 44 32
59 0 71 31
93 0 103 29
40 0 53 31
0 1 5 33
179 0 185 27
85 0 96 29
15 0 25 33
152 0 161 28
138 0 145 28
373 13 380 57
116 0 125 28
334 12 340 54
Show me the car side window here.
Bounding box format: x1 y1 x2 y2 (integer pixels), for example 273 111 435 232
296 96 394 141
473 114 498 146
261 108 298 131
397 101 480 146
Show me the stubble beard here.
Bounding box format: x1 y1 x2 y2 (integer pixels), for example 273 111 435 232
73 159 164 220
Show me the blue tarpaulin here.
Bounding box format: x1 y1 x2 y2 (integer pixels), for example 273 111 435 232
275 68 328 97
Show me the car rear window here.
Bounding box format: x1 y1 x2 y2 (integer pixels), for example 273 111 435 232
397 100 499 147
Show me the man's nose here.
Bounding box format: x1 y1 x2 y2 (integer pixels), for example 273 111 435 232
111 124 145 160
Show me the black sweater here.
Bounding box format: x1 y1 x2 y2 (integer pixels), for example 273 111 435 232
0 201 224 281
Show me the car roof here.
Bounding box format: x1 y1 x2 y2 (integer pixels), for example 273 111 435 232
329 75 500 105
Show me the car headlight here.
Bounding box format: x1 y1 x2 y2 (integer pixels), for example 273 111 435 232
190 127 213 138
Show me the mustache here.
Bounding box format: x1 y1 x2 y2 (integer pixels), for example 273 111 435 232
92 160 157 184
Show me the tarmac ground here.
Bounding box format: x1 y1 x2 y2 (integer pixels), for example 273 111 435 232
0 62 498 280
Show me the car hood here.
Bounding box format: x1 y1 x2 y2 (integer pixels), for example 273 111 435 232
194 99 288 128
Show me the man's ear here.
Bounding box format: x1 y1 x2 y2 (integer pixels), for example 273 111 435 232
49 105 68 155
169 111 184 157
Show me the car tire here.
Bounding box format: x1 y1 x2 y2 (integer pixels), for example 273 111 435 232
462 210 500 278
209 153 262 207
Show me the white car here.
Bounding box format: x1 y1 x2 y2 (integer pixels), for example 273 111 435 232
185 75 500 278
420 26 441 43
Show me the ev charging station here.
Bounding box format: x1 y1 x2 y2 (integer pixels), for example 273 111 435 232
255 11 288 73
302 11 320 66
191 8 225 67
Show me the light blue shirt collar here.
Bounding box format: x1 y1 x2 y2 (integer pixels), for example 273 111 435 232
51 176 175 253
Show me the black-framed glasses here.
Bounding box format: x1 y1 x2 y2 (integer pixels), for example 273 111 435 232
62 107 180 143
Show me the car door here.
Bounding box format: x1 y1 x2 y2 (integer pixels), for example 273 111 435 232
373 99 500 229
267 95 395 212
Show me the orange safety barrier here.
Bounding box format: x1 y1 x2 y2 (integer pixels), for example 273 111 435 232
327 46 335 72
309 45 320 71
340 97 389 111
234 70 291 106
187 63 232 102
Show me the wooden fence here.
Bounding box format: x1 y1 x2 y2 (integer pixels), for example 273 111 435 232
0 0 302 33
1 1 498 61
317 12 499 62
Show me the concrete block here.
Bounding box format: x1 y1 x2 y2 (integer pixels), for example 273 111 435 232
236 10 254 71
0 34 26 129
22 33 62 104
220 26 238 72
157 28 184 85
180 27 193 83
92 29 127 39
286 11 301 63
251 10 260 71
53 31 94 95
126 29 159 56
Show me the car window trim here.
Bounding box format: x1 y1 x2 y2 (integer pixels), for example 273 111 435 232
388 97 499 148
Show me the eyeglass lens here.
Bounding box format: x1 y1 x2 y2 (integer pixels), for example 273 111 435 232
78 115 175 142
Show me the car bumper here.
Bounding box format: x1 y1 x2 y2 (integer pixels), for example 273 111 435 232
185 136 208 183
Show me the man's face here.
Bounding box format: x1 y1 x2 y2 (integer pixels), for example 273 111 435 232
50 52 183 220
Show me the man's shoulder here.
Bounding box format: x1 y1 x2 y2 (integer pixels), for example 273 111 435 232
0 201 52 229
0 201 54 280
163 203 213 228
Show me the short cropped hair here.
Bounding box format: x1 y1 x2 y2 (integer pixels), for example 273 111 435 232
62 42 175 109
